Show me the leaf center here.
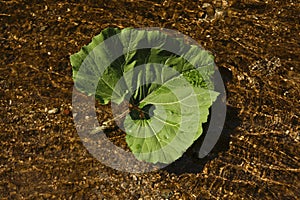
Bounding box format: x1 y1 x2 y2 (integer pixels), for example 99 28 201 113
129 103 155 120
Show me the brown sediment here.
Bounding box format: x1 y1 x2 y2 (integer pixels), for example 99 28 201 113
1 0 299 199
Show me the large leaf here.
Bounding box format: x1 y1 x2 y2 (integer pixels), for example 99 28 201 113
70 28 216 104
124 75 218 164
70 27 219 164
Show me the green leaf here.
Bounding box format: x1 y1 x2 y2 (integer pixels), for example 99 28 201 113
70 27 219 164
71 28 216 104
124 75 218 164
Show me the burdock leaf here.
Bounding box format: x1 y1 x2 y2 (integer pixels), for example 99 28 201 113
125 75 218 164
70 27 219 164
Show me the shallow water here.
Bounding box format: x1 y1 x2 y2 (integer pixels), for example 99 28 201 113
1 0 299 199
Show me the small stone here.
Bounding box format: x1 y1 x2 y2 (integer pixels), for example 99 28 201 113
197 11 206 19
202 3 215 18
48 108 59 114
132 175 138 181
214 0 223 8
202 3 211 8
63 109 70 116
161 189 173 199
40 26 47 31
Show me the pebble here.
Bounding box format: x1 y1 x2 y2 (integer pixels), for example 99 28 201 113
48 108 59 114
63 109 70 116
202 3 215 18
40 26 47 32
160 189 173 199
132 175 138 181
